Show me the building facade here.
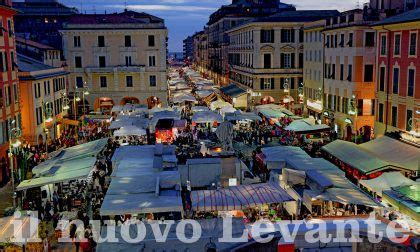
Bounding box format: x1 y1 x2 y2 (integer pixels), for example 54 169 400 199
18 54 68 145
228 11 338 111
193 30 208 75
303 20 329 121
0 0 20 183
16 37 62 68
13 0 78 52
373 8 420 140
323 9 379 141
204 0 294 86
183 36 193 60
61 11 168 112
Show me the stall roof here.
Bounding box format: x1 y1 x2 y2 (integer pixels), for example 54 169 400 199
285 119 330 134
100 192 183 215
192 111 223 124
255 104 295 119
17 157 96 191
360 136 420 172
225 111 262 122
285 157 344 174
308 187 381 208
33 138 108 175
191 183 293 212
359 172 415 197
383 183 420 221
321 140 402 175
172 94 197 104
196 90 214 99
220 84 246 98
113 125 147 137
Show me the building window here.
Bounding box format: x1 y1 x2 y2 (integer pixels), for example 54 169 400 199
126 76 133 87
263 53 271 69
340 34 345 47
394 34 401 56
379 66 385 91
149 55 156 67
409 33 417 56
281 29 294 43
391 106 397 127
125 35 132 47
281 53 293 69
100 76 107 88
98 36 105 47
380 35 387 55
75 56 82 68
10 51 14 70
76 76 84 88
99 56 106 68
407 69 415 97
348 33 353 47
299 53 303 68
13 84 17 103
260 29 274 43
125 56 132 66
393 68 399 94
149 75 157 87
261 78 273 90
148 35 155 47
340 64 344 80
5 86 10 105
365 32 375 47
364 65 374 82
347 64 353 81
73 36 81 47
378 103 384 123
7 20 12 37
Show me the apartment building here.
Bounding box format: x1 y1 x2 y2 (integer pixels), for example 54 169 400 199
323 9 381 141
0 0 20 183
228 10 338 111
61 10 168 112
373 8 420 140
303 19 335 121
205 0 294 86
18 54 68 145
183 36 193 60
193 30 208 75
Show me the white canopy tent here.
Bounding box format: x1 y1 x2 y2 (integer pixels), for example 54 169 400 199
191 106 209 113
113 125 147 137
285 118 330 134
172 94 197 104
210 100 231 111
219 105 236 117
191 183 293 212
359 172 415 197
225 111 261 122
255 104 295 119
192 111 223 124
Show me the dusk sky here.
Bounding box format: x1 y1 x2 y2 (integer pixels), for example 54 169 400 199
58 0 362 52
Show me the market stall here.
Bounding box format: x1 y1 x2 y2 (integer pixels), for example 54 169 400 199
191 183 293 212
359 172 415 197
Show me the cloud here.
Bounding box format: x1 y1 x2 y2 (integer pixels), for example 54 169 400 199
105 4 216 12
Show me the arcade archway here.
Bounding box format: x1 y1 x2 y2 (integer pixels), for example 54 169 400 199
94 97 114 113
120 97 140 105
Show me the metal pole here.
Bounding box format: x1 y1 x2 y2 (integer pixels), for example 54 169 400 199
8 144 15 208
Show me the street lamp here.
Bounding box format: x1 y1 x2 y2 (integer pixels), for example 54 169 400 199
62 93 70 111
42 101 53 152
8 120 21 208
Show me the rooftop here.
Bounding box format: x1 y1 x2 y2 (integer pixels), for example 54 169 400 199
16 36 55 50
220 84 246 98
256 10 340 23
17 54 54 72
374 7 420 26
12 0 78 16
66 10 164 25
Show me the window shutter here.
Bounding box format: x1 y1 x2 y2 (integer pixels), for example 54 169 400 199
260 31 264 43
271 30 275 43
281 29 285 43
291 29 295 43
291 53 295 69
280 78 285 89
280 53 285 68
260 78 264 90
291 78 295 89
271 78 275 89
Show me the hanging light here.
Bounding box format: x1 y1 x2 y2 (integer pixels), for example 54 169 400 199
83 90 90 95
75 97 81 102
63 104 70 110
